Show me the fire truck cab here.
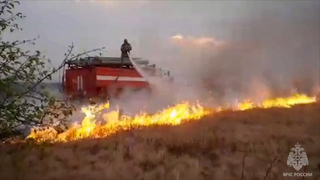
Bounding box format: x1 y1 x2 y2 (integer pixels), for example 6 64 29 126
62 57 172 101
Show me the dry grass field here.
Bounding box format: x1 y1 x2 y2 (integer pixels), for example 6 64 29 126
0 102 319 180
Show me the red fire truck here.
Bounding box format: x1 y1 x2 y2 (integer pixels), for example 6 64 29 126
62 56 172 101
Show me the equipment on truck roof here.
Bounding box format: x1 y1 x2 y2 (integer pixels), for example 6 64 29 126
66 57 149 67
61 55 173 101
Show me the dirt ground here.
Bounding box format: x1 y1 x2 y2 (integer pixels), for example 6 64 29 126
0 103 319 180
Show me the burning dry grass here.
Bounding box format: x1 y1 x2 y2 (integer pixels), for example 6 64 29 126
26 93 317 143
26 102 211 142
0 102 319 180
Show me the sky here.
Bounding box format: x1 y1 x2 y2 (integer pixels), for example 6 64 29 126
8 0 320 98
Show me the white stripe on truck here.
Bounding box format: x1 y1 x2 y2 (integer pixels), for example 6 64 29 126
97 75 146 82
96 75 117 81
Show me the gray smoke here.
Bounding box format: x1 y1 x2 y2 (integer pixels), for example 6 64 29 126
35 1 320 117
138 1 320 105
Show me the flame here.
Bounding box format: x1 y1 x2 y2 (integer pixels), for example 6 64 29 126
238 100 255 111
172 34 183 40
27 93 317 142
171 34 226 46
28 102 211 142
237 93 317 111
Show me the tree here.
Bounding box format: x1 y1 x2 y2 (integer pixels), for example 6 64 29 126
0 0 104 137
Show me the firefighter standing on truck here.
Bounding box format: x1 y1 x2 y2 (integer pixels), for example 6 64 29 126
121 39 132 64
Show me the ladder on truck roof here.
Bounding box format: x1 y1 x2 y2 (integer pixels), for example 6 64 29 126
66 57 150 68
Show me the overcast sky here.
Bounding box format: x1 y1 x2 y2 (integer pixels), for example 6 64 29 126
9 0 320 94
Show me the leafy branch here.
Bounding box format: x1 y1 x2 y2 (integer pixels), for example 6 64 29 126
0 0 105 137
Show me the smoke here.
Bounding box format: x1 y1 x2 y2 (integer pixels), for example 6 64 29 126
44 1 320 116
115 7 320 112
137 3 320 105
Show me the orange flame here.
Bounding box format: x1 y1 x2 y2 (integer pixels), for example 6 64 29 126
28 102 211 142
27 93 317 142
238 93 317 111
